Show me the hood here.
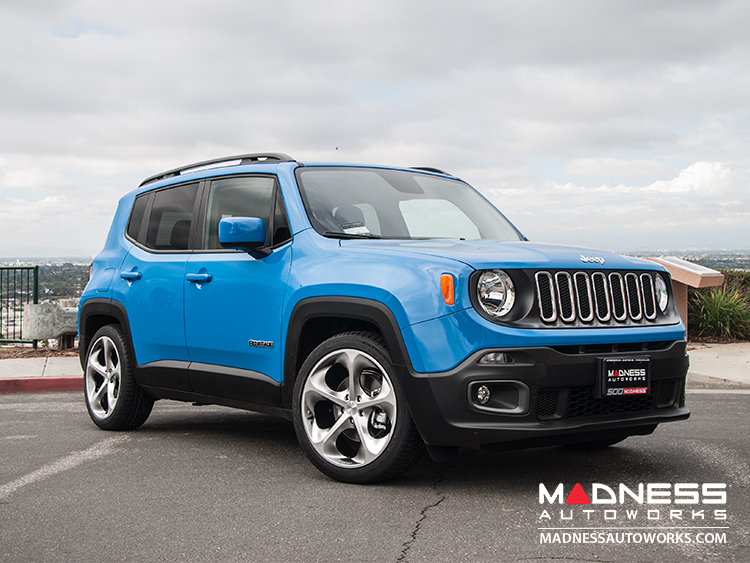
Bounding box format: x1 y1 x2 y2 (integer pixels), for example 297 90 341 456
340 239 663 271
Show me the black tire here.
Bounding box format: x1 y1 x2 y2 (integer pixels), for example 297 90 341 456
292 331 423 483
84 324 154 430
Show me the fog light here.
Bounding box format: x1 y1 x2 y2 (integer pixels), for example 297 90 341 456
476 385 491 405
479 352 513 364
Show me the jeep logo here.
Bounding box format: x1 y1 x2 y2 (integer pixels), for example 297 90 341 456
580 255 605 264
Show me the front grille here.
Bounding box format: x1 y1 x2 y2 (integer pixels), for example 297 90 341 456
536 270 663 326
535 379 679 421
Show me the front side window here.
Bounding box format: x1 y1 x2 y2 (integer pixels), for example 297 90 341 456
296 167 522 241
203 176 290 250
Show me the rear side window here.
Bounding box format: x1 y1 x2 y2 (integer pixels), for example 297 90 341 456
143 183 199 251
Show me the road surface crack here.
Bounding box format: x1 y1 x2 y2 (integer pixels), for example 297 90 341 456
397 461 454 562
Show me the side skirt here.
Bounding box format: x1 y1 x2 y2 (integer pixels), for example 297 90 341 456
138 360 288 419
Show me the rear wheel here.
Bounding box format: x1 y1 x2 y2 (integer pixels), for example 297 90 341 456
84 324 154 430
292 332 423 483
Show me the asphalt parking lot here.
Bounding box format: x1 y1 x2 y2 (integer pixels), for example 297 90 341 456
1 390 749 563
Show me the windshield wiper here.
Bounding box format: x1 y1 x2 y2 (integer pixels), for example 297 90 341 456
323 231 382 239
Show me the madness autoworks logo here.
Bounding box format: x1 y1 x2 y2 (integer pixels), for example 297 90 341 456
537 483 729 545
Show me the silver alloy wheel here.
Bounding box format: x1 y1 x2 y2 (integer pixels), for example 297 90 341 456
300 348 397 468
85 335 122 420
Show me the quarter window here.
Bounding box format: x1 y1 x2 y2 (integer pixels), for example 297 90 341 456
126 194 149 243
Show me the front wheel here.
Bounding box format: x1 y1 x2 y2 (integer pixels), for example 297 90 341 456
84 324 154 430
292 332 423 483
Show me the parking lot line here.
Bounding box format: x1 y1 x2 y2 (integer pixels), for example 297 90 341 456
0 435 129 500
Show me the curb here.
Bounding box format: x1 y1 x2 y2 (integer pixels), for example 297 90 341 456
0 377 83 395
686 373 750 390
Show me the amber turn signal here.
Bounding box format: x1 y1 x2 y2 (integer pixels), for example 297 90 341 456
441 274 455 305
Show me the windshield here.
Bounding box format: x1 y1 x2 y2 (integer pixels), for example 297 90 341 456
296 167 523 241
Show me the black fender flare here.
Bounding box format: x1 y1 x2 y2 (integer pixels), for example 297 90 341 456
78 298 137 374
281 296 413 410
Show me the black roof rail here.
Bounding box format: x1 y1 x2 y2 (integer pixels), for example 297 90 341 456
139 153 296 187
411 166 452 176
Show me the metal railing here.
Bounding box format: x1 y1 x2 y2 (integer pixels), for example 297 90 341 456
0 266 39 346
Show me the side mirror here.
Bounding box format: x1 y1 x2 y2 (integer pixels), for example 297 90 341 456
218 217 271 256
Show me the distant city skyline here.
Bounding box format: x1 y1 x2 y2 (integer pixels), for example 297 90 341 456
1 1 749 256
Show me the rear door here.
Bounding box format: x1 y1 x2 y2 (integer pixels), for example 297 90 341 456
114 181 200 390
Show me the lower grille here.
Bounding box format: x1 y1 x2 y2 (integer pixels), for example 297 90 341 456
656 380 677 407
536 379 680 421
537 390 559 418
566 387 654 418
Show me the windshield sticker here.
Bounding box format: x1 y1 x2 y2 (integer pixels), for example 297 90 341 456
341 222 371 235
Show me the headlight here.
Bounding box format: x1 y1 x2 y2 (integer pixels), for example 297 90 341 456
655 275 669 312
477 270 515 318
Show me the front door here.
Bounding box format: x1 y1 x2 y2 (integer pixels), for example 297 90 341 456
183 175 292 400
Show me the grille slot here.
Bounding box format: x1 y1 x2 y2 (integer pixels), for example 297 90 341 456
641 274 657 320
536 270 666 326
591 272 611 321
609 273 627 321
555 272 576 322
535 272 557 322
574 273 594 322
625 273 642 320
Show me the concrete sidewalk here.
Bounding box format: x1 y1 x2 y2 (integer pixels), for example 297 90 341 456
686 342 750 389
1 343 749 394
0 356 83 394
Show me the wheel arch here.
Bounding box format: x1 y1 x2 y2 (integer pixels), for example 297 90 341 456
78 298 136 372
281 297 412 410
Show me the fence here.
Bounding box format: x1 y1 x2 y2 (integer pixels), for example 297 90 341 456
0 266 39 346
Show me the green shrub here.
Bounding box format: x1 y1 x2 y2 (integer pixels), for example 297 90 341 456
720 268 750 299
688 286 750 340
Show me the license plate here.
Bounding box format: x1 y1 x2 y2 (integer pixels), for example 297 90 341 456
598 357 650 398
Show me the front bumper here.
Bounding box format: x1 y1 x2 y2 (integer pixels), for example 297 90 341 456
401 340 690 448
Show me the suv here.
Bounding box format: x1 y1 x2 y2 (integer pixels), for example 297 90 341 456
79 153 689 483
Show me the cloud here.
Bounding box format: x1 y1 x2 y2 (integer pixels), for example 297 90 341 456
646 162 732 193
1 1 750 254
485 162 748 250
563 158 675 179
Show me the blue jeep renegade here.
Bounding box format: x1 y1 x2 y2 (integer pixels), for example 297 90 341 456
79 153 689 483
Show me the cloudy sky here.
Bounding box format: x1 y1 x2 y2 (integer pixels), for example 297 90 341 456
1 0 749 257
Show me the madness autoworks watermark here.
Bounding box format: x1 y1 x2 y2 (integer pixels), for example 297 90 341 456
537 482 729 545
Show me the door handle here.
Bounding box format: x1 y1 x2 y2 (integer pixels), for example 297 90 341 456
186 273 213 283
120 271 142 281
